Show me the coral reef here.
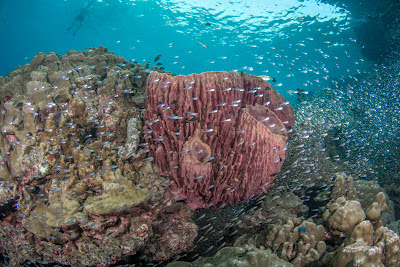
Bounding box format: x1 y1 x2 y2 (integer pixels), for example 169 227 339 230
167 247 293 267
322 220 400 266
205 192 323 267
234 218 326 267
0 47 197 266
322 173 397 237
143 71 294 209
2 46 399 267
144 207 199 261
320 173 400 266
226 173 400 267
355 178 395 217
330 172 357 201
238 192 308 230
365 192 388 227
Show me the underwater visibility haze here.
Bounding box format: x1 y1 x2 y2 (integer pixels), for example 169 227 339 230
0 0 400 266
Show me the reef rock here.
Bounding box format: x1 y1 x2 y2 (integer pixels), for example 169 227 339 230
238 192 308 230
0 48 196 267
167 247 293 267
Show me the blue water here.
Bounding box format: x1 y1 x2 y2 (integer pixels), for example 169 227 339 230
1 0 372 104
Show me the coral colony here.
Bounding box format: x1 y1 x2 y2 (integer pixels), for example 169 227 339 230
0 48 197 266
0 48 399 267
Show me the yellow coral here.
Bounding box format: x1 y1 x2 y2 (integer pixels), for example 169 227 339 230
84 179 151 215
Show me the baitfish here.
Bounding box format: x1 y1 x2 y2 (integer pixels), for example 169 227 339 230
154 54 162 61
196 40 208 49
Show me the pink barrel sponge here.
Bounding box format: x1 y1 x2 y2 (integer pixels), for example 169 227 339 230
143 71 294 209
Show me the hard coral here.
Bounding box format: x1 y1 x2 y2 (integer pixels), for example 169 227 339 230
144 71 294 209
234 218 326 267
322 197 366 235
0 48 197 266
167 247 293 267
320 173 400 266
322 222 400 267
238 192 308 230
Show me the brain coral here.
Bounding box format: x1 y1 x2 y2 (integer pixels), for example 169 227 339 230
143 71 294 209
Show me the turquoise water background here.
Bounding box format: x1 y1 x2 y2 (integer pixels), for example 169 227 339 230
0 0 373 104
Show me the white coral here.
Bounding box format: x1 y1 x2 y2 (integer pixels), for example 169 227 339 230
118 117 141 160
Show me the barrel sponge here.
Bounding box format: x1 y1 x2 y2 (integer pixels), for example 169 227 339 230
144 71 294 209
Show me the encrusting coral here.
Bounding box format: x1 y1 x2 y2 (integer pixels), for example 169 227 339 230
0 47 197 266
322 219 400 266
365 192 389 228
144 71 294 209
330 172 358 201
167 247 293 267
